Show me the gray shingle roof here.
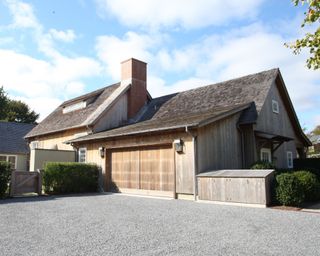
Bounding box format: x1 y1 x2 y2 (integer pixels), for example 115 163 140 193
0 122 36 154
70 68 279 143
25 83 120 138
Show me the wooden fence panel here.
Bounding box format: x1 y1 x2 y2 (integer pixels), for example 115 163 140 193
10 170 42 196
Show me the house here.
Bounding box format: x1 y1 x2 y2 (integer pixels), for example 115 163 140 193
0 121 36 171
307 134 320 158
26 58 311 198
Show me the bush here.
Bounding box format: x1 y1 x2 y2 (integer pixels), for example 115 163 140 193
0 161 11 198
250 161 275 170
43 162 99 194
276 173 305 206
293 171 320 202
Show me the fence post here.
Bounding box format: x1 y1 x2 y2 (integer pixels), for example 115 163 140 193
37 169 43 195
10 170 16 197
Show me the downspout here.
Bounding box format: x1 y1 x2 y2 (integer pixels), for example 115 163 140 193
185 126 198 201
237 123 245 168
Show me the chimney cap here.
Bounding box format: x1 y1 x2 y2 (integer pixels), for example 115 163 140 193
121 58 147 65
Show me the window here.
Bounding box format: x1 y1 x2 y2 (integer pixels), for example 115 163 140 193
63 101 86 114
272 100 279 114
260 148 271 163
287 151 293 168
0 155 17 169
78 148 86 163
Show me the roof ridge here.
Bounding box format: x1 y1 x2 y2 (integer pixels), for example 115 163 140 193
176 68 279 96
61 82 120 106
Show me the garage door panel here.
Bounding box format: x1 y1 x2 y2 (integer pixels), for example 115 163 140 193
111 145 174 192
112 149 139 189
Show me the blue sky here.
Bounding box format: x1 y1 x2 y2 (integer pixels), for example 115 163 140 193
0 0 319 131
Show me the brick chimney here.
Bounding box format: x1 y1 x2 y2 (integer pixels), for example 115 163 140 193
121 58 148 119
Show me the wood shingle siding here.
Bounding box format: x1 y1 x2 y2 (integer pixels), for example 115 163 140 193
197 113 242 173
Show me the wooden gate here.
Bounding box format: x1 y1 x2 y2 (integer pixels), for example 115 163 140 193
10 170 42 196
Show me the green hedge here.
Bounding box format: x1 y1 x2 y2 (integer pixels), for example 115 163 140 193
276 173 304 206
43 162 99 194
275 170 320 206
250 161 275 170
293 171 320 202
0 161 11 198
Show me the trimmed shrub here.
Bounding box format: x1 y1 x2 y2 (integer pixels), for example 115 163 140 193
250 161 275 170
276 173 304 206
293 171 320 202
43 162 99 194
0 161 11 198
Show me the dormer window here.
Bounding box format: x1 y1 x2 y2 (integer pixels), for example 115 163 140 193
272 100 279 114
63 101 86 114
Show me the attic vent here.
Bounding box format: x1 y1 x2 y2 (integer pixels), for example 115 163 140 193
63 101 86 114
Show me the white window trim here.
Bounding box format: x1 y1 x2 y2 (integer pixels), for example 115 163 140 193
78 148 87 163
287 151 293 168
0 154 17 169
63 101 87 114
30 141 39 150
260 148 272 163
272 100 279 114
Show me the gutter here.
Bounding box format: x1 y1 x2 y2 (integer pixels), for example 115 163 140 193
237 123 246 169
185 126 198 201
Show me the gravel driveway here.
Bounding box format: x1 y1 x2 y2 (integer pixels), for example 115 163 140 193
0 193 319 256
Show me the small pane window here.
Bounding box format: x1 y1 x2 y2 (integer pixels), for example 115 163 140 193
0 155 16 169
272 100 279 113
260 148 271 163
287 151 293 168
8 156 16 169
78 148 86 163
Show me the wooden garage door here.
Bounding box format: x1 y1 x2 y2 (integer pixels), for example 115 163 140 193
111 145 174 192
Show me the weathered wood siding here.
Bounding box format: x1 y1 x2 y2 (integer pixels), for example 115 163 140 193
255 81 303 168
197 113 242 173
35 127 87 151
93 93 128 133
175 139 194 194
197 172 274 206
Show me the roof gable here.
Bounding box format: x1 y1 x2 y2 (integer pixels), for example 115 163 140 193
25 83 121 138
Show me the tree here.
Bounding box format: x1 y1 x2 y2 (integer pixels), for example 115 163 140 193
285 0 320 69
0 86 39 124
311 125 320 135
0 87 9 120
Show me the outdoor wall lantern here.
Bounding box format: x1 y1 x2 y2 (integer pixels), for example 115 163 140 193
174 139 184 153
99 147 105 158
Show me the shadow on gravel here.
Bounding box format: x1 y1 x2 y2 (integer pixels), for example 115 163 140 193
0 192 110 205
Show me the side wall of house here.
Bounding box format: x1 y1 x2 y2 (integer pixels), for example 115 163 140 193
93 93 128 133
255 81 304 168
16 154 28 171
76 131 195 195
34 127 88 151
197 113 242 173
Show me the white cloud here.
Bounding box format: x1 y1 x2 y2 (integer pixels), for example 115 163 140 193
95 32 158 80
49 29 77 43
12 96 62 121
1 1 103 121
5 0 41 30
95 0 264 29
